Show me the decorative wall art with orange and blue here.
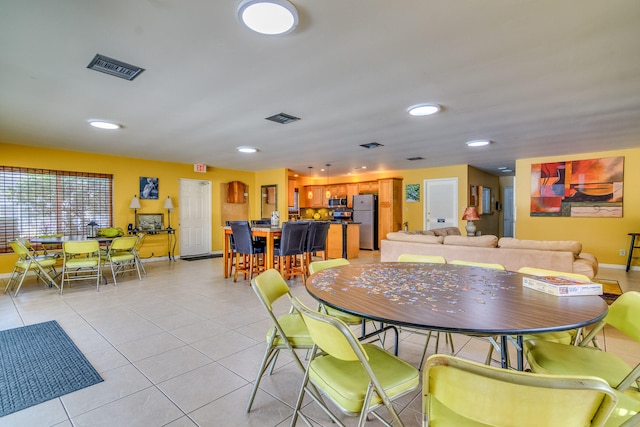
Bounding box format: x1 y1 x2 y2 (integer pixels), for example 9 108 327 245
530 156 623 217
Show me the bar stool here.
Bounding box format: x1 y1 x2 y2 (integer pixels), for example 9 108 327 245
230 221 265 282
304 221 330 277
626 233 640 272
274 221 309 281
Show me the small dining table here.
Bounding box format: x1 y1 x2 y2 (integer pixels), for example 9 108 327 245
222 225 282 278
306 262 609 369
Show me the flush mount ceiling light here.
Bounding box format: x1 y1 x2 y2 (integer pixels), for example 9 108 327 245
88 120 121 130
466 139 492 147
237 146 258 153
237 0 299 35
407 103 441 116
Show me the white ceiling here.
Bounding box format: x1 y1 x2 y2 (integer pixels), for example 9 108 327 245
1 1 640 178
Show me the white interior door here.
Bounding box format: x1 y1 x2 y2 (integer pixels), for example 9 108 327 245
179 178 211 257
424 178 458 230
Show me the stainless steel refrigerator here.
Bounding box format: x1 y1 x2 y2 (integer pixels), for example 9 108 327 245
352 194 378 250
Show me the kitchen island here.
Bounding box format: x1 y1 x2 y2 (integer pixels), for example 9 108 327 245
326 221 360 259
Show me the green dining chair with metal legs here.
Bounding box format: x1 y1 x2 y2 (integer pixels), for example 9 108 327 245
246 269 315 413
524 291 640 396
422 354 618 427
309 258 362 325
4 239 59 296
397 253 452 369
290 296 420 427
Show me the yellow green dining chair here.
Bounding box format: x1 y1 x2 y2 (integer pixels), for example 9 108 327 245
309 258 361 324
449 259 505 270
246 269 315 413
422 354 618 427
101 236 142 285
518 267 592 344
61 240 102 294
398 253 452 369
4 240 59 296
397 253 446 264
483 266 595 367
524 291 640 396
290 296 420 427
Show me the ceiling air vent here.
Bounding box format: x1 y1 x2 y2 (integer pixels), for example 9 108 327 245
265 113 301 124
360 142 383 149
87 54 145 81
407 156 425 161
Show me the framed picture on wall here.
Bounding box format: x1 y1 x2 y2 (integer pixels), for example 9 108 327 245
140 177 159 200
405 184 420 202
136 213 163 230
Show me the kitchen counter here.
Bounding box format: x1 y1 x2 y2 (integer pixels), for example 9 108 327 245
326 222 360 259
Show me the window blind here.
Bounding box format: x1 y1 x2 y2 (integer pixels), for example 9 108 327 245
0 166 113 252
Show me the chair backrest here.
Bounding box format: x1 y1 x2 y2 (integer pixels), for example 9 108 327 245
9 239 30 258
252 268 292 311
108 236 138 251
278 221 309 257
63 240 100 256
600 291 640 343
291 296 365 362
251 219 271 226
450 259 505 270
423 354 618 427
230 221 255 255
306 221 331 252
398 253 446 264
308 258 350 275
517 266 590 282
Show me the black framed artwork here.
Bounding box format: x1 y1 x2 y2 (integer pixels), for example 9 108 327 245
140 177 159 200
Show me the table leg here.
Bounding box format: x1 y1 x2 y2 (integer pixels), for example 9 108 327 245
266 234 275 270
500 335 510 369
223 231 230 278
626 234 636 272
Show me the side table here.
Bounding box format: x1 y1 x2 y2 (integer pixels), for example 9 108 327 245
626 233 640 272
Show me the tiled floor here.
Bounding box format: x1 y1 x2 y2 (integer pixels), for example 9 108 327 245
1 252 639 427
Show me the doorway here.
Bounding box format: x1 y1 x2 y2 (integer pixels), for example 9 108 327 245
424 178 458 230
502 186 515 237
179 178 212 257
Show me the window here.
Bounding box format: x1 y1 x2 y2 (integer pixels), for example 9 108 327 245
0 166 113 252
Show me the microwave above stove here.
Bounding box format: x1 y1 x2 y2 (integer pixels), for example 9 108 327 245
328 197 348 208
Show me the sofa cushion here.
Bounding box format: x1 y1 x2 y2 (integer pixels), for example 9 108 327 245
386 232 444 244
498 238 582 257
443 235 498 248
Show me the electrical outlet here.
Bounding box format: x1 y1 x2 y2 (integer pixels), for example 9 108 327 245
620 249 626 256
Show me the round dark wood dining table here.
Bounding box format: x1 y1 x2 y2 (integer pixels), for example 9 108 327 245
306 262 608 369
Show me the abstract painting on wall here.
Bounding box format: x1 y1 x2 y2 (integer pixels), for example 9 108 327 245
530 156 623 217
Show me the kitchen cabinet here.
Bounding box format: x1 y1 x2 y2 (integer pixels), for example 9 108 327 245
377 178 403 248
346 183 358 207
226 181 246 204
288 178 296 207
358 181 378 194
304 186 324 208
327 223 360 259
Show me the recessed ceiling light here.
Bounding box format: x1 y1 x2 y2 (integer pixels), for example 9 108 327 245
237 0 299 35
466 139 492 147
502 169 513 173
237 146 258 153
360 142 383 149
88 120 121 130
407 103 441 116
497 166 508 170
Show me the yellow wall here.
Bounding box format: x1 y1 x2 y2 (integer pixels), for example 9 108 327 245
515 147 640 265
3 141 638 272
0 142 287 272
400 165 469 231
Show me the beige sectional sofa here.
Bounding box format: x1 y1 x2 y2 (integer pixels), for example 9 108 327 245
380 228 598 279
